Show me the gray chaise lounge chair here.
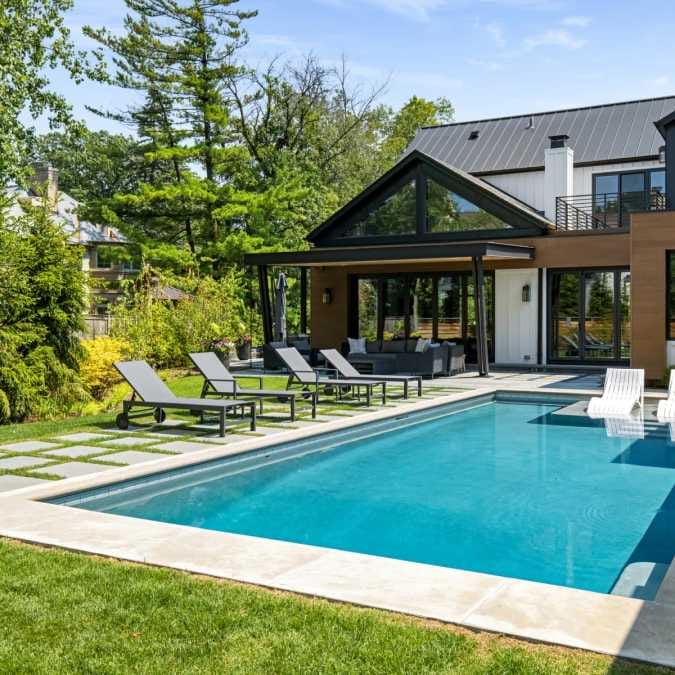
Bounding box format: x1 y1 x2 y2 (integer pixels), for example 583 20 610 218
189 351 316 421
320 349 422 398
275 347 387 406
114 360 256 437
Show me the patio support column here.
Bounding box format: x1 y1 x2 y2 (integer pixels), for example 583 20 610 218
300 267 308 334
472 256 489 377
257 265 273 344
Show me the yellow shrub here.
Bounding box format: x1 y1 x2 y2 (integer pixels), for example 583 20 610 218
80 337 131 400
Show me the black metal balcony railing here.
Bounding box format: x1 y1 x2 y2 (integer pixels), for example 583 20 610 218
555 190 667 231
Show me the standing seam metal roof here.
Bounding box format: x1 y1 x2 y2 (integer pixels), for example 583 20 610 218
407 96 675 174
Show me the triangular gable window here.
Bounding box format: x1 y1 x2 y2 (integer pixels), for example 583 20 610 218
339 178 417 238
426 176 512 233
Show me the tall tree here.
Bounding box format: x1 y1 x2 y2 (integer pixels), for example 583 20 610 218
0 0 90 185
84 0 257 251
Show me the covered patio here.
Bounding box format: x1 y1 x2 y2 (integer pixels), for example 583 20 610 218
246 241 535 377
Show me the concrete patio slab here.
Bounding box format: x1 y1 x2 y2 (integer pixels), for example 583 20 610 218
54 432 110 443
45 462 119 479
192 434 255 445
0 455 51 470
0 440 61 453
99 436 158 447
150 440 227 454
0 475 52 492
95 450 175 465
45 445 109 459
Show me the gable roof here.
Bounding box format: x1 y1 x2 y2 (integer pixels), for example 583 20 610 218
408 95 675 175
307 150 551 245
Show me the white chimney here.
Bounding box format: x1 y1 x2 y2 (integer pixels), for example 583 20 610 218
543 135 573 222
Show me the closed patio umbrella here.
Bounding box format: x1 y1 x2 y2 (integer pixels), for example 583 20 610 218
274 272 288 342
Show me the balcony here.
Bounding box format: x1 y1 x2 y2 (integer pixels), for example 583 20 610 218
555 190 667 231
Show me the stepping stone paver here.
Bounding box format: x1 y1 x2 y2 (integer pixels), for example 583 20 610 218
100 436 157 447
96 450 174 465
0 475 52 492
0 455 51 470
0 440 60 453
45 462 118 479
45 445 107 459
194 434 254 445
151 440 225 454
54 432 110 443
145 428 194 438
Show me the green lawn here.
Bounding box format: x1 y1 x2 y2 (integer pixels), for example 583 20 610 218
0 539 666 675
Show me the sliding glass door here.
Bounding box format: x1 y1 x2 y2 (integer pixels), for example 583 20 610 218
549 269 629 363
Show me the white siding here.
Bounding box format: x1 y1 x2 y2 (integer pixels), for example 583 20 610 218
495 269 539 365
482 160 663 214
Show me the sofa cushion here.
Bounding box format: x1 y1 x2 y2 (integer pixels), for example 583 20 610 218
269 340 286 349
366 340 381 353
382 340 406 353
415 338 431 353
348 337 366 354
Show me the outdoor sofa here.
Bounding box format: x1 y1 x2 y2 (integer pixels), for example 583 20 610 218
345 339 464 377
263 335 314 369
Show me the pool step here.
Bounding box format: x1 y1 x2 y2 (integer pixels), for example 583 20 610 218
611 562 670 601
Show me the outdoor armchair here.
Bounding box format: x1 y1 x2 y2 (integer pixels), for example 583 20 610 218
189 351 316 421
114 360 256 437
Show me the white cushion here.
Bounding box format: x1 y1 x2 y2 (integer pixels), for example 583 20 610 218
415 338 431 353
348 337 366 354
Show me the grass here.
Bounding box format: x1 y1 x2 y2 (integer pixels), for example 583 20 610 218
0 538 668 675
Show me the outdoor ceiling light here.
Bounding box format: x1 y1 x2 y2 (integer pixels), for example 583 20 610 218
322 288 333 305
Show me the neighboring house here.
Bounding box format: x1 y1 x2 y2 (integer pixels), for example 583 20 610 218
6 164 138 322
247 95 675 383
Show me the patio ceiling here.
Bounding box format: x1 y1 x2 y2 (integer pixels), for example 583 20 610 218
244 241 534 267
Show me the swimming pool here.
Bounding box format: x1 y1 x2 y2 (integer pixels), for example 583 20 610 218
52 394 675 596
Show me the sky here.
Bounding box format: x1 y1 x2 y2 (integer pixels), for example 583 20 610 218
43 0 675 136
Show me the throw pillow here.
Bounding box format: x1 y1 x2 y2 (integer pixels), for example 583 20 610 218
348 337 367 354
415 338 431 353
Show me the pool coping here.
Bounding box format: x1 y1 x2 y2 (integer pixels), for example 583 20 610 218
2 386 675 668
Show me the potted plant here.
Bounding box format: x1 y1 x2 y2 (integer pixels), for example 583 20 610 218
236 334 252 360
211 338 234 367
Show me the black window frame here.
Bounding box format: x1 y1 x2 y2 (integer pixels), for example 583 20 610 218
667 251 675 340
348 271 495 361
547 267 630 365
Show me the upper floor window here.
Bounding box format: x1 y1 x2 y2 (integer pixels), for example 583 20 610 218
426 176 512 233
339 179 417 238
95 246 114 269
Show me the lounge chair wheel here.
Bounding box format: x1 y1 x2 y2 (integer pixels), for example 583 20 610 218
153 408 166 423
116 413 129 430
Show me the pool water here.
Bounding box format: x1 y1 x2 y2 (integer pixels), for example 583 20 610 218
56 398 675 595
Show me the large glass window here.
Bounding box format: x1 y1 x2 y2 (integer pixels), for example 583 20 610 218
426 177 511 233
351 272 494 362
549 269 629 363
593 169 666 226
667 253 675 341
340 179 417 238
357 279 379 340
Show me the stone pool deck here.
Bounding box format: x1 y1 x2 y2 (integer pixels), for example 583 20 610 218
2 381 675 668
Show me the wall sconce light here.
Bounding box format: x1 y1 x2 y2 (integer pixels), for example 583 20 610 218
522 284 531 303
659 145 666 164
322 288 333 305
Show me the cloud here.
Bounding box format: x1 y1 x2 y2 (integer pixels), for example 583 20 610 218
467 58 504 72
523 29 586 50
485 21 506 47
476 0 561 7
561 15 592 27
650 75 670 88
316 0 446 21
255 34 297 48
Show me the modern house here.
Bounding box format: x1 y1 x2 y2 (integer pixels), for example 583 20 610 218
246 95 675 383
6 164 137 323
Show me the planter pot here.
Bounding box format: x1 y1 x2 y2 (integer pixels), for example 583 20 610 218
214 350 231 368
236 341 251 360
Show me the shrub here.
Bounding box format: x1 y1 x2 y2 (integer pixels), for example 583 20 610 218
80 337 131 399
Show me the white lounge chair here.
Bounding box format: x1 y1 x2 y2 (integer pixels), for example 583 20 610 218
657 370 675 421
586 368 644 418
